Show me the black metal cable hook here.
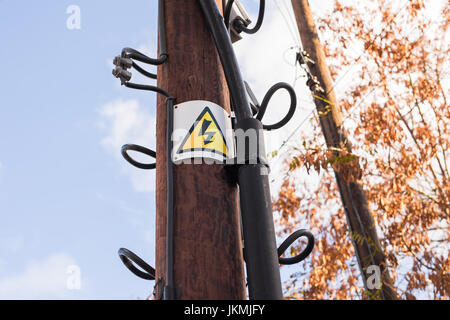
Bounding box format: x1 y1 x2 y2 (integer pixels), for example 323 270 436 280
244 81 297 131
121 144 156 170
118 248 156 280
278 229 315 265
256 82 297 131
116 97 177 301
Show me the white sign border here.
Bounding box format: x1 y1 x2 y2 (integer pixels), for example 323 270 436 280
172 100 235 163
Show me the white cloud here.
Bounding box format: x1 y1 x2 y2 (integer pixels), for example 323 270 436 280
0 254 80 299
98 99 156 192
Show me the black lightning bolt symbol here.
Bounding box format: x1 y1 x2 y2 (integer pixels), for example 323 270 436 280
198 119 215 145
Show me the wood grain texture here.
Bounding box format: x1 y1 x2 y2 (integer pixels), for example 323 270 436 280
155 0 246 300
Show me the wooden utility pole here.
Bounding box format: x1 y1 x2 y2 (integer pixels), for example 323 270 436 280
154 0 246 299
290 0 398 299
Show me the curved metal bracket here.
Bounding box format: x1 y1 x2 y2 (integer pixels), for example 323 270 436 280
118 248 155 280
121 144 156 170
256 82 297 131
278 229 315 265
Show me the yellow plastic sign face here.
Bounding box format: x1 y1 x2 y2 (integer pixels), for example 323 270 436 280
177 107 228 158
172 100 234 163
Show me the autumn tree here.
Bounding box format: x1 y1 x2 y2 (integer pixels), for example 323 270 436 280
274 0 449 299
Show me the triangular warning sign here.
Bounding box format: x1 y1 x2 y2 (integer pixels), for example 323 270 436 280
177 106 228 157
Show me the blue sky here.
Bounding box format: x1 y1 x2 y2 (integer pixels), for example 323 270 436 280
0 0 166 299
0 0 337 299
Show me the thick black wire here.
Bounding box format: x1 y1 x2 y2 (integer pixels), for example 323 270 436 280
132 61 157 79
121 144 156 170
199 0 253 120
224 0 234 28
224 0 265 34
278 229 314 265
121 0 168 65
256 82 297 131
165 98 176 299
122 47 167 66
120 0 172 98
118 248 156 280
124 82 172 98
158 0 168 56
200 0 284 300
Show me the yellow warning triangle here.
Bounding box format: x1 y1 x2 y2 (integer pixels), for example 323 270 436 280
177 107 228 157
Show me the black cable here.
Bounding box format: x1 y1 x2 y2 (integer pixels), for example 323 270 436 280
132 61 157 79
200 0 284 300
224 0 235 28
122 47 167 66
164 97 176 300
199 0 253 120
224 0 265 34
118 248 155 280
278 229 314 265
124 82 172 98
121 144 156 170
158 0 168 56
120 0 168 65
256 82 297 131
